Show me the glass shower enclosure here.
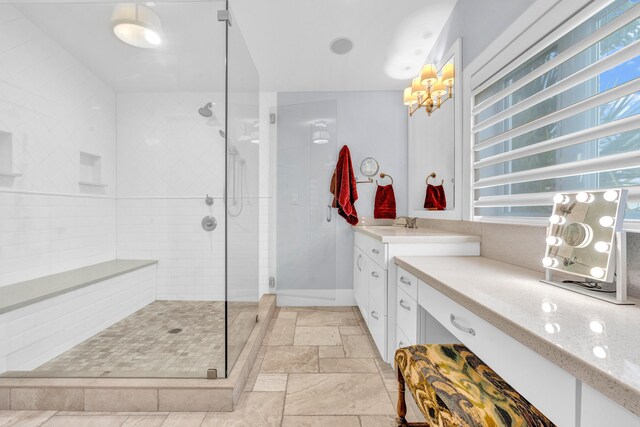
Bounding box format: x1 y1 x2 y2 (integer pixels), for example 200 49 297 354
0 0 258 379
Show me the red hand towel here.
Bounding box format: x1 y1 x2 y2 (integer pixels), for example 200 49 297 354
435 184 447 210
333 146 359 225
424 184 446 210
374 185 396 219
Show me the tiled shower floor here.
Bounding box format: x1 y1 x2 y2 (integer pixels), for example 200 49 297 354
18 301 257 378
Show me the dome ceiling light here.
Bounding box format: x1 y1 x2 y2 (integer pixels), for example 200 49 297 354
112 3 163 49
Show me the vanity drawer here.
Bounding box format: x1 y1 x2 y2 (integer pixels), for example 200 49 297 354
396 267 417 301
368 265 387 315
354 232 387 269
396 287 417 342
418 280 577 427
367 298 386 359
396 324 412 349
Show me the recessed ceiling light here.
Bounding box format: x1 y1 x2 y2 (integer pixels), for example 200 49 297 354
329 37 353 55
112 3 163 49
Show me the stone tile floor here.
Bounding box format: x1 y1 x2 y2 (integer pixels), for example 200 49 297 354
4 301 257 379
0 306 422 426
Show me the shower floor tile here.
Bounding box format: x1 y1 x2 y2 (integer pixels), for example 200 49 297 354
29 300 256 378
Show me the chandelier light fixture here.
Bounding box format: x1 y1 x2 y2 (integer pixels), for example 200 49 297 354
403 62 454 116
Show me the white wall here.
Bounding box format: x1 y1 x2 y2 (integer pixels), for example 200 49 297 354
276 91 407 301
0 4 116 286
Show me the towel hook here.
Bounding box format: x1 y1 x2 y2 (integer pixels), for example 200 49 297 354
378 173 393 185
426 172 444 186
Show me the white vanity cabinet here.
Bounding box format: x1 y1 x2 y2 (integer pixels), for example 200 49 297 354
352 227 480 362
394 256 640 426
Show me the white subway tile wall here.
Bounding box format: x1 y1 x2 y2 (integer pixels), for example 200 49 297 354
0 193 116 286
0 4 116 286
116 198 225 300
115 92 225 198
0 6 265 301
0 265 156 373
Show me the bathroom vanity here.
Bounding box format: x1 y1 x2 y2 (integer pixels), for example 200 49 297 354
395 255 640 426
352 226 480 362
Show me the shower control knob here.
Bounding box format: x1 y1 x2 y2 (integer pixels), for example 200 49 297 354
201 216 217 232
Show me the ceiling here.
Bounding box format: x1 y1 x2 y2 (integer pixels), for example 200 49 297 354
231 0 458 92
16 1 227 92
14 0 458 93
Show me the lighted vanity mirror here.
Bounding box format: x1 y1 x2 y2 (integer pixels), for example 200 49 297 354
408 38 462 219
543 189 627 284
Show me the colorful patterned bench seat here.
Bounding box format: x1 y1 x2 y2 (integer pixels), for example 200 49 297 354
394 344 556 427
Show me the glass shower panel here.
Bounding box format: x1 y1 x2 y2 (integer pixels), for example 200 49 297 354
224 5 260 376
276 98 338 305
0 0 230 379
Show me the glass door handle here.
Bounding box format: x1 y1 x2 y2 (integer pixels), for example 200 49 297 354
357 255 362 272
326 205 332 222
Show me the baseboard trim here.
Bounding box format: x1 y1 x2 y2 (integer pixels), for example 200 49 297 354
276 289 355 306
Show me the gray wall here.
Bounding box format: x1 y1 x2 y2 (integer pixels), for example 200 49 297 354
277 91 408 294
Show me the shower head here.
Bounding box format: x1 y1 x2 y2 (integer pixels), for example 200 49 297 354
198 102 214 118
219 130 226 139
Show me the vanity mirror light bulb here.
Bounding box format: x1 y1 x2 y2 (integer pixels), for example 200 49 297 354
553 193 570 205
590 266 605 279
546 236 563 246
599 216 614 228
542 257 558 268
603 190 619 202
576 192 594 203
549 215 566 225
594 241 610 253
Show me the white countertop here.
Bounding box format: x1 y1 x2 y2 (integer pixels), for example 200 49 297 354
353 226 481 244
395 255 640 417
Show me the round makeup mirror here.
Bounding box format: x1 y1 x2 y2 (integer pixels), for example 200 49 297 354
562 222 593 248
360 157 379 177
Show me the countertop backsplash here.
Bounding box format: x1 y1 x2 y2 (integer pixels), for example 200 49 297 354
416 218 640 299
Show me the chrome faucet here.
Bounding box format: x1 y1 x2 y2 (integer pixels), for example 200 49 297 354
397 216 418 229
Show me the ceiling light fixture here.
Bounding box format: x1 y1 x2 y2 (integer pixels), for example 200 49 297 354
112 3 163 49
311 121 330 144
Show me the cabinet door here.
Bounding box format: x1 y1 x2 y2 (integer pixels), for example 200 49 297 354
581 383 640 427
353 247 369 322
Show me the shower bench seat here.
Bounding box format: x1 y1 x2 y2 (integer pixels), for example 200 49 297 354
0 259 157 375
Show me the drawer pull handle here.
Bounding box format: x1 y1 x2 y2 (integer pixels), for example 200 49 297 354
399 300 411 311
399 276 412 286
371 248 380 254
450 314 476 336
371 271 379 278
371 311 379 320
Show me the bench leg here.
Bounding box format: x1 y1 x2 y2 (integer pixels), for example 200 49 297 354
396 365 408 426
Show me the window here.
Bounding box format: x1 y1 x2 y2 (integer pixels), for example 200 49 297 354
471 0 640 223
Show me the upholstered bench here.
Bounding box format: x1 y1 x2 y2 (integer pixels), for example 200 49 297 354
394 344 555 427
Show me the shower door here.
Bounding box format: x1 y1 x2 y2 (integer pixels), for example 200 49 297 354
224 4 260 375
276 98 339 305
